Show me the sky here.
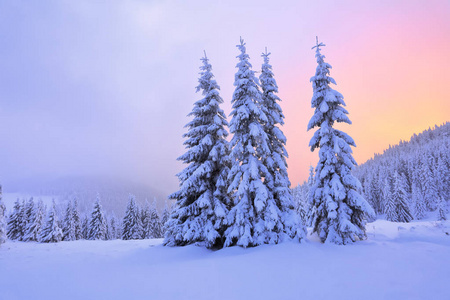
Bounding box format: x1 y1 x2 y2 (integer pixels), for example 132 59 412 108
0 0 449 195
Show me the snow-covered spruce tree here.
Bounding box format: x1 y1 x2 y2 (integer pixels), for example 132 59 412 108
412 182 426 220
292 184 306 224
81 216 89 239
422 156 438 210
104 216 110 240
384 177 397 222
62 200 75 241
363 174 381 218
437 196 447 221
149 199 162 238
18 199 26 240
88 195 107 240
300 186 310 225
225 38 298 248
307 38 375 244
391 171 413 223
370 175 383 215
437 153 450 199
411 169 426 220
108 215 118 240
160 200 171 236
435 156 448 199
259 48 305 240
39 200 63 243
23 199 45 242
140 201 151 239
164 52 231 249
72 199 82 240
306 165 317 227
23 198 35 233
122 195 142 240
0 186 6 245
7 199 23 240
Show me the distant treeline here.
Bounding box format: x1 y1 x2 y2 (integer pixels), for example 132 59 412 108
1 192 172 243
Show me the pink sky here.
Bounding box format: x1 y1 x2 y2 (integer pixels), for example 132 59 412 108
279 0 450 185
0 0 448 193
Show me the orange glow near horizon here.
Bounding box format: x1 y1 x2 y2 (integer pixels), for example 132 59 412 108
281 2 450 186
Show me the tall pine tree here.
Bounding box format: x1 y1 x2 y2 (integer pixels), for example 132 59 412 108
7 199 23 240
149 199 162 238
384 177 397 222
122 195 142 240
259 48 305 241
104 216 111 240
165 52 231 249
225 38 297 247
62 200 75 241
23 199 45 242
108 214 118 240
81 216 89 240
72 198 82 240
160 200 171 236
412 183 426 220
39 200 63 243
307 37 374 244
23 198 35 234
392 171 413 223
141 201 152 239
306 166 316 227
422 156 438 210
88 195 107 240
18 199 26 240
437 196 447 221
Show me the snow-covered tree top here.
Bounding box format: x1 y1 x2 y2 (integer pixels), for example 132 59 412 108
232 38 261 103
311 36 326 52
230 37 267 137
195 51 220 95
308 37 353 151
261 47 272 67
260 47 284 127
260 48 277 95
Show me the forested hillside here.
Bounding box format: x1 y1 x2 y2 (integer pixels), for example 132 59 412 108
294 122 449 222
355 122 449 219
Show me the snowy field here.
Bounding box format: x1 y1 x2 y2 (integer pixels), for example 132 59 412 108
1 219 449 300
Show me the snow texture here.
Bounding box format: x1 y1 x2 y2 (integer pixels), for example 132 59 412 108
1 218 449 300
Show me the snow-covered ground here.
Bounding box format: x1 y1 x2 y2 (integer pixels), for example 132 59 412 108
1 219 449 300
